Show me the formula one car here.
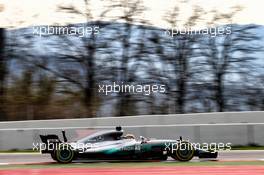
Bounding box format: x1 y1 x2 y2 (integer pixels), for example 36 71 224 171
39 126 217 163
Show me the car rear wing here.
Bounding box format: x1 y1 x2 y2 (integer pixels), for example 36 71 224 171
39 131 68 153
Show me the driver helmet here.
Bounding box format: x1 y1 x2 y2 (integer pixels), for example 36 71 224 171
123 134 136 139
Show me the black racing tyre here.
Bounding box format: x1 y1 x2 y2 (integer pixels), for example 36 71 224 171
171 141 195 162
50 151 57 161
55 144 75 163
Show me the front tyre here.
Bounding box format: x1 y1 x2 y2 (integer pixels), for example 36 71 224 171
55 144 75 163
171 141 195 162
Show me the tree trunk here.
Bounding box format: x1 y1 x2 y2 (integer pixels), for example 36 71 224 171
117 23 131 116
215 73 225 112
84 33 96 117
0 28 7 121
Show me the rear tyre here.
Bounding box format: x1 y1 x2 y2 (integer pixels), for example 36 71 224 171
55 144 75 163
50 151 57 161
171 141 195 162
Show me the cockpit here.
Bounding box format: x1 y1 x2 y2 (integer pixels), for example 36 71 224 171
77 126 136 144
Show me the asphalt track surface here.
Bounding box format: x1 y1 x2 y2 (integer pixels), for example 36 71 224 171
1 150 264 164
0 151 264 175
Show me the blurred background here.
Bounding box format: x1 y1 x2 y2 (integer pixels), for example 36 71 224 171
0 0 263 121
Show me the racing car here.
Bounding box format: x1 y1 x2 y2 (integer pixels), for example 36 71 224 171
39 126 218 163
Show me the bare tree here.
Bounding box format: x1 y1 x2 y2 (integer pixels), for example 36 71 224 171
18 0 110 117
156 5 203 114
200 8 262 112
105 0 146 116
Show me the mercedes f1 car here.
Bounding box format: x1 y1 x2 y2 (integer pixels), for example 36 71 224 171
40 126 218 163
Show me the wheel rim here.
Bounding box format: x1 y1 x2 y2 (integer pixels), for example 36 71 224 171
56 144 74 163
60 149 72 160
175 141 195 161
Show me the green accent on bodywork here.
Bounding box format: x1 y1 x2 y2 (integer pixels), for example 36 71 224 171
100 141 171 156
104 148 120 154
140 144 152 152
141 142 167 150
